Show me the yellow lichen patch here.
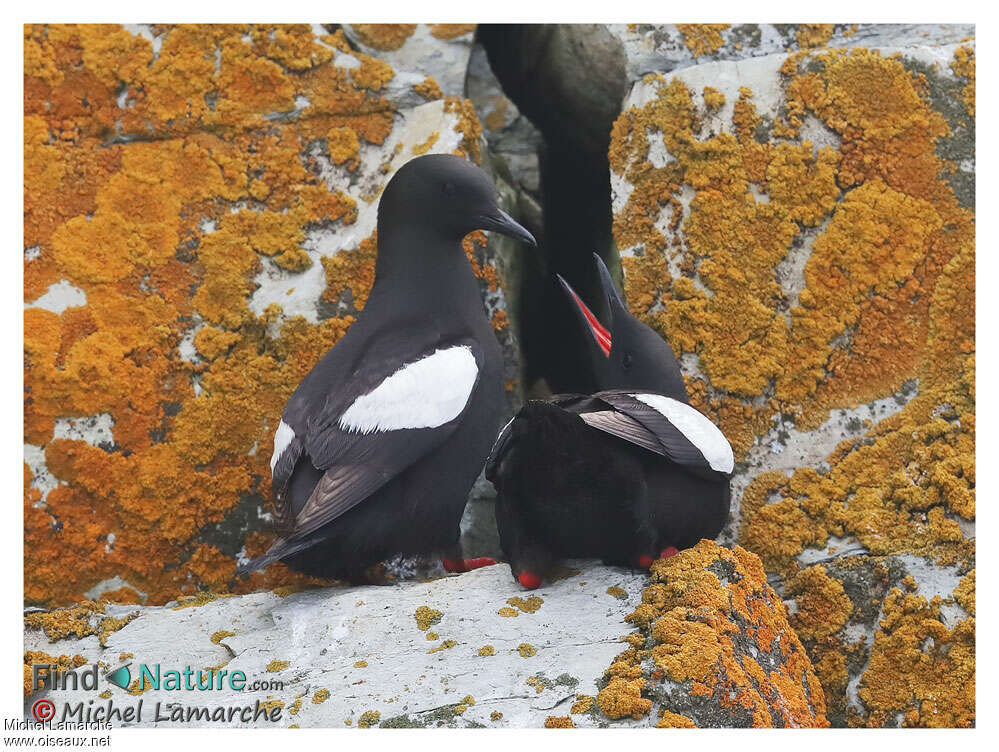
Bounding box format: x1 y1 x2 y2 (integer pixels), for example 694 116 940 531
425 632 438 641
657 710 697 728
676 24 729 57
23 651 87 695
414 605 442 631
506 595 543 613
350 24 417 51
327 126 360 167
312 688 330 704
954 570 975 616
856 588 974 727
427 640 457 654
354 660 368 668
265 660 290 673
602 542 829 727
702 86 725 110
606 586 627 600
358 710 381 728
477 645 495 657
796 24 835 49
429 24 475 40
412 131 440 156
490 711 503 722
413 76 443 101
597 677 652 720
950 45 975 117
784 565 853 641
570 694 594 714
497 607 518 618
544 716 575 728
516 643 536 658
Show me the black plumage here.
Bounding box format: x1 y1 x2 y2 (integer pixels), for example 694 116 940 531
237 154 536 581
486 255 732 588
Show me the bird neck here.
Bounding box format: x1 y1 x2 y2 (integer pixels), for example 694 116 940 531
371 225 481 311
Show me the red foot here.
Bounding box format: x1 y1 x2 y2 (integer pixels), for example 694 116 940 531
442 557 497 573
660 546 680 559
518 572 542 589
637 555 655 569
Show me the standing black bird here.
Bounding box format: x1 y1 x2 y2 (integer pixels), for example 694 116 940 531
485 254 732 589
237 154 536 581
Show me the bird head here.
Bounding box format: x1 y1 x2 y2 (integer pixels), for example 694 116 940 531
558 254 688 401
378 154 536 247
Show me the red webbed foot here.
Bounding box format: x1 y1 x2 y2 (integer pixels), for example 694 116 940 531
518 571 541 590
442 557 497 573
659 546 680 559
637 555 655 569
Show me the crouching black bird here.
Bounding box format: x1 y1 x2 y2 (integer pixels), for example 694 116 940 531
485 254 732 589
237 154 536 582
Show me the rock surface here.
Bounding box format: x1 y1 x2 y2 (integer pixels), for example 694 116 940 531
24 548 829 728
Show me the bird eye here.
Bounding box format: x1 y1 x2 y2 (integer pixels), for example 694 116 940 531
442 181 456 196
622 352 634 368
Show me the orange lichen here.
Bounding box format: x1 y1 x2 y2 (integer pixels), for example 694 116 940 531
327 126 360 167
602 542 828 727
570 694 594 714
429 24 475 40
477 645 494 657
312 688 330 704
544 716 575 728
855 588 974 727
506 595 543 613
349 24 417 51
702 86 725 110
656 710 697 728
597 677 652 720
414 606 442 631
796 24 835 50
606 585 627 600
357 709 380 728
784 565 853 641
413 76 443 101
24 650 87 695
517 643 536 658
497 607 518 618
265 660 290 672
954 570 975 616
675 24 729 57
950 45 975 117
427 640 456 654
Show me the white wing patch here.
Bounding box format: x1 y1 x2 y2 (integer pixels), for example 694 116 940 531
339 346 478 435
270 420 296 473
633 393 734 473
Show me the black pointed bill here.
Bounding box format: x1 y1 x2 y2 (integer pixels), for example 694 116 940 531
478 209 537 246
592 253 628 319
556 273 612 357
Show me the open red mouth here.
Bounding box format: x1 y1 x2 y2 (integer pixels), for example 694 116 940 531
566 287 611 356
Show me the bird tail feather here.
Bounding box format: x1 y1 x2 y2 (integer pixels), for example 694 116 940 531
234 536 320 577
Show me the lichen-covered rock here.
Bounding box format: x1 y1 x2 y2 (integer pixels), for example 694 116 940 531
23 23 524 607
783 554 974 727
609 35 974 727
609 24 975 80
24 557 833 728
23 562 653 727
598 541 828 727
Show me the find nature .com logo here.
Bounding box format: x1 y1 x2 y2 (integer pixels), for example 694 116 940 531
29 661 286 725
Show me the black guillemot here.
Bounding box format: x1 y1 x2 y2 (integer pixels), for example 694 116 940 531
486 254 732 589
237 154 536 582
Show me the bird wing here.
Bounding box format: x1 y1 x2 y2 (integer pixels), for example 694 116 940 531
589 390 734 479
270 335 484 542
